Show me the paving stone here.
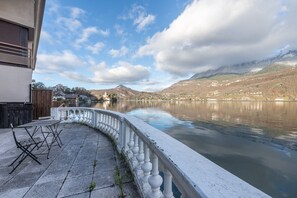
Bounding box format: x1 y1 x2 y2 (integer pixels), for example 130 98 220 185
35 167 68 185
95 159 116 173
0 186 30 198
1 171 43 191
64 192 90 198
57 174 92 198
68 165 93 178
90 186 120 198
24 179 64 198
73 154 96 166
93 169 115 189
96 150 115 159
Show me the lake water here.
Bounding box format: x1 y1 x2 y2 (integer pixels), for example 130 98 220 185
92 101 297 198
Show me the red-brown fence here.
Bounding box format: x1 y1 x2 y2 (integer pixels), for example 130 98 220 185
32 89 52 119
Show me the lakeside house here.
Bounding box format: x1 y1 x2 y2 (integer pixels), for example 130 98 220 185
0 0 45 128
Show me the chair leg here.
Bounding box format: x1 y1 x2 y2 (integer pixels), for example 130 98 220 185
40 131 51 150
9 144 41 174
24 144 42 165
56 130 63 146
8 151 25 167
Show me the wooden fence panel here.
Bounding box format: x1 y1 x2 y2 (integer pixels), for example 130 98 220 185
32 89 52 119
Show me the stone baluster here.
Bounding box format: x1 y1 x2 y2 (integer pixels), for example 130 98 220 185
89 111 91 123
109 116 112 135
136 139 144 177
66 109 71 120
98 113 102 128
128 129 134 159
76 109 79 121
76 110 80 121
114 119 119 139
119 117 126 149
92 110 97 128
86 110 89 123
163 168 174 198
98 113 102 129
148 153 163 198
103 114 107 132
68 109 72 120
123 125 130 152
87 110 90 123
112 117 116 137
132 134 139 169
113 117 117 138
74 110 78 121
82 110 85 122
58 110 64 120
81 110 85 122
105 115 109 132
61 109 66 120
141 143 152 193
106 115 111 134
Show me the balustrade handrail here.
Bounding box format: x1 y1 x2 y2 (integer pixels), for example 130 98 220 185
51 107 270 198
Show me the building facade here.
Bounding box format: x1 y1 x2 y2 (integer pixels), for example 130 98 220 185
0 0 45 127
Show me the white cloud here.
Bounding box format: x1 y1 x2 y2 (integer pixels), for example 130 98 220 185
91 61 150 84
36 51 84 74
40 30 53 44
114 24 124 35
137 0 297 76
48 0 59 13
75 27 109 47
56 7 85 32
135 14 155 32
56 17 82 32
123 4 156 32
60 71 93 83
70 7 85 19
86 42 105 54
58 61 150 84
109 46 129 57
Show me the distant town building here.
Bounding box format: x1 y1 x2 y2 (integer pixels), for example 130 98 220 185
103 92 111 101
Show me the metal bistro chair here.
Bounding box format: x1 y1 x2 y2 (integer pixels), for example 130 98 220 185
9 124 42 174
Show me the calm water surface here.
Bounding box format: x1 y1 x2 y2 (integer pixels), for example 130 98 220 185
92 101 297 198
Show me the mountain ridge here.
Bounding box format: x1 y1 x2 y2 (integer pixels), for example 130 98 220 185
190 50 297 80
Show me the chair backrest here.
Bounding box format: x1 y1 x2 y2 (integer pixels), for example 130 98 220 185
10 123 19 146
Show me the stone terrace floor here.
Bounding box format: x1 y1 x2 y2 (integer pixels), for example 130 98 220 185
0 123 139 198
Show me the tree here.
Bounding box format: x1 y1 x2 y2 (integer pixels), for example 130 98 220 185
32 81 47 90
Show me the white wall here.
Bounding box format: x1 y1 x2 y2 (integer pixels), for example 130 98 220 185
0 0 34 28
0 65 32 103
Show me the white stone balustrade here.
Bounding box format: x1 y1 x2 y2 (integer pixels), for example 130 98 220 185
51 107 271 198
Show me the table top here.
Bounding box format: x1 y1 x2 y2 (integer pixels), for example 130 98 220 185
17 120 61 128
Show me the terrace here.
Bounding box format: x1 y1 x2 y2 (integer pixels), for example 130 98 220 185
0 107 270 198
0 123 139 197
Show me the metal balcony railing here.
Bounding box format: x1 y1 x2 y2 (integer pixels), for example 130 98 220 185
0 41 32 68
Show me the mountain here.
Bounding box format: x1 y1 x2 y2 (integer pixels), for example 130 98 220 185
161 61 297 101
89 51 297 101
190 50 297 80
90 85 160 100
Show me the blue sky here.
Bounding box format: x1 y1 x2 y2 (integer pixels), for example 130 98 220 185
34 0 297 91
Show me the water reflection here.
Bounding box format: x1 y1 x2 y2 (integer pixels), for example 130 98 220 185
92 101 297 197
